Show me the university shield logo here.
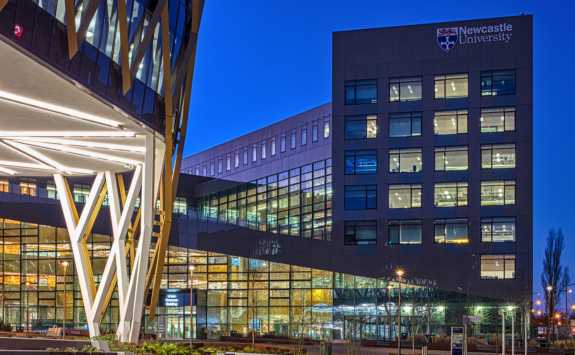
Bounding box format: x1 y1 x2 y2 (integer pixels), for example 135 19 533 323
436 27 458 52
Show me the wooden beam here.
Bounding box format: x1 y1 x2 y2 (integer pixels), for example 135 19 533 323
117 0 132 94
64 0 79 59
75 0 100 45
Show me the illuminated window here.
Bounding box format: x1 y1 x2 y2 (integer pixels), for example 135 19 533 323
481 180 516 206
344 185 377 210
301 128 307 146
261 141 267 159
0 179 8 193
226 155 231 171
434 182 468 207
20 182 37 197
345 150 377 175
234 151 240 168
345 79 377 105
47 183 58 199
173 197 187 215
271 138 276 156
389 149 422 173
210 162 215 176
344 220 377 245
389 112 421 137
345 115 377 139
323 121 330 139
481 70 516 96
434 110 468 135
434 219 469 244
388 184 422 209
73 184 90 204
243 149 248 165
481 107 515 133
480 255 515 279
252 145 257 162
481 144 516 169
290 131 296 149
435 146 468 171
388 220 422 245
389 77 422 102
218 159 223 173
481 218 516 242
434 74 468 99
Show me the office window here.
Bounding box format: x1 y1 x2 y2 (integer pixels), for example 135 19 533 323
434 219 469 244
73 184 90 204
434 110 468 135
389 77 422 102
481 218 516 242
480 255 516 279
271 138 276 156
19 182 37 196
218 159 223 173
345 150 377 175
345 79 377 105
481 180 516 206
435 146 468 171
243 149 248 165
312 125 319 142
388 184 422 209
46 183 58 199
210 162 215 176
389 149 422 173
0 179 9 193
481 70 516 96
173 197 187 215
290 131 297 149
226 155 231 171
344 185 377 210
261 141 267 159
252 145 257 162
344 220 377 245
388 220 422 245
235 151 240 168
434 74 468 99
389 112 422 138
301 128 307 146
323 121 330 138
481 107 515 133
345 115 377 139
202 166 207 176
280 135 286 153
434 182 468 207
482 144 516 169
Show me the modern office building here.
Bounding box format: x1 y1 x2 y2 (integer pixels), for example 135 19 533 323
0 11 532 343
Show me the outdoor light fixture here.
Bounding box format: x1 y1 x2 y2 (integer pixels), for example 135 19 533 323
395 268 405 278
0 131 137 138
547 285 553 292
0 89 123 128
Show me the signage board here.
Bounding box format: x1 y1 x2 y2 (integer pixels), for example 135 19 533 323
451 326 465 355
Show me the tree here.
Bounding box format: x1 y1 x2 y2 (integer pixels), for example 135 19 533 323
541 229 567 341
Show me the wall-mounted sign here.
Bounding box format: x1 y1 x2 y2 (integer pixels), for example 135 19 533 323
437 23 513 52
251 239 282 258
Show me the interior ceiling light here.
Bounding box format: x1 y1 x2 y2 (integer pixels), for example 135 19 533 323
0 131 137 138
15 140 144 166
7 137 145 153
0 89 122 128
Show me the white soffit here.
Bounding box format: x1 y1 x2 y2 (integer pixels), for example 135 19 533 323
0 39 165 176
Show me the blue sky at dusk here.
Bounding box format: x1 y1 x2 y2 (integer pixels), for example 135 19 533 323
185 0 575 297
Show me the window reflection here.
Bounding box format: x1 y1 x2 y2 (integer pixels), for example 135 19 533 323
389 112 422 138
434 219 469 244
388 220 422 244
389 77 422 102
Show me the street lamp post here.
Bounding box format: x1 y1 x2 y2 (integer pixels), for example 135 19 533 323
188 265 195 349
61 261 69 339
396 269 405 355
546 285 553 342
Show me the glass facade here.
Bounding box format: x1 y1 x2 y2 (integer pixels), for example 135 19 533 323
199 159 332 241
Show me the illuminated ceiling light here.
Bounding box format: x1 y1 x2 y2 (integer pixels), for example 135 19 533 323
6 137 146 153
14 140 143 166
2 140 93 175
0 166 17 175
0 131 137 138
0 160 55 171
0 89 122 128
